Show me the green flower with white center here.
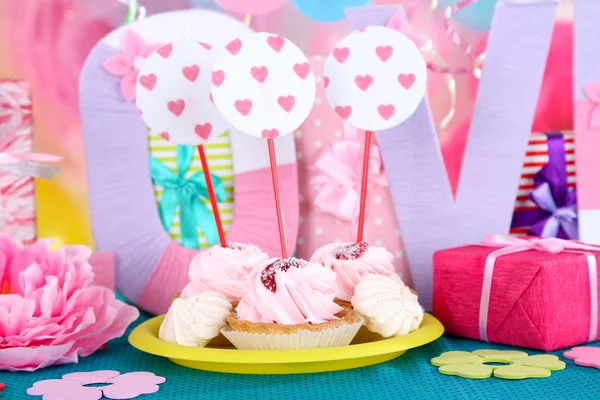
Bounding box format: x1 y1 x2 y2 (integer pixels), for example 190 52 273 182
431 350 566 380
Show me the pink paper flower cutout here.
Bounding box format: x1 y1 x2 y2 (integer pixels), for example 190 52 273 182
583 82 600 129
28 370 165 400
102 30 162 102
564 346 600 369
0 237 139 371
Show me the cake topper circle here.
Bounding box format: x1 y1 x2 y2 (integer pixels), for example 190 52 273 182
136 39 228 145
211 32 316 139
323 26 427 131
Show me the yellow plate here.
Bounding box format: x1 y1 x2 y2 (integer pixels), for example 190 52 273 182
129 313 444 375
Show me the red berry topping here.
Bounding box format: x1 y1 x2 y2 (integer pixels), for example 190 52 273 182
227 242 244 250
333 241 369 260
261 258 307 293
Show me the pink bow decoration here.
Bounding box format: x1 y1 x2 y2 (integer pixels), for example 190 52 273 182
102 30 162 102
479 234 599 343
583 82 600 129
386 9 425 50
312 123 387 226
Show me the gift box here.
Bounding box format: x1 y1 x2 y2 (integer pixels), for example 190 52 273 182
148 132 233 250
511 132 576 238
294 56 411 283
0 80 36 244
433 236 599 351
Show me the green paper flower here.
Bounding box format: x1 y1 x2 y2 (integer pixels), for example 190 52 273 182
431 350 566 380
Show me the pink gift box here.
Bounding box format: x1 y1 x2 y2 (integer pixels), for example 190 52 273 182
0 80 36 244
433 241 600 351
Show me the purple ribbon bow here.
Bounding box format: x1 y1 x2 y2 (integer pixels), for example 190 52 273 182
511 133 578 239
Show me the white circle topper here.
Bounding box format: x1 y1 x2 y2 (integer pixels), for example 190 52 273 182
211 32 316 139
136 39 228 145
324 26 427 131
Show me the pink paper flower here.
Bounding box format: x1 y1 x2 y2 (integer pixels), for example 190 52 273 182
27 370 165 400
0 237 139 371
312 123 388 223
102 31 162 102
583 82 600 129
564 346 600 369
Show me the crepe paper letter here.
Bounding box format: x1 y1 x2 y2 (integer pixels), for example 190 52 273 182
574 0 600 244
346 1 558 308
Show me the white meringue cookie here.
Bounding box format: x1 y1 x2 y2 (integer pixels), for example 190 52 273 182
351 274 423 338
159 291 232 347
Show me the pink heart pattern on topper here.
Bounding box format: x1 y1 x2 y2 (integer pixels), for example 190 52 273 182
182 65 200 82
278 95 295 112
226 39 242 55
235 99 253 116
354 75 373 91
251 66 269 83
135 39 230 145
157 43 172 58
267 35 285 52
323 26 427 131
139 74 157 91
167 99 185 116
211 32 316 139
294 63 310 79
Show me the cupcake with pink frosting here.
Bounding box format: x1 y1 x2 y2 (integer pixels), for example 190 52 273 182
221 257 363 350
310 241 400 303
181 242 269 303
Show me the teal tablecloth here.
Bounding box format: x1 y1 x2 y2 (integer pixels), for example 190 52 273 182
1 309 599 400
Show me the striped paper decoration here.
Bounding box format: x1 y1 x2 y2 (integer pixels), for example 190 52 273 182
511 131 575 236
148 131 234 248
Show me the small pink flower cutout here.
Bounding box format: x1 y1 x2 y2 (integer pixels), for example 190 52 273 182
27 370 166 400
564 346 600 369
103 31 162 102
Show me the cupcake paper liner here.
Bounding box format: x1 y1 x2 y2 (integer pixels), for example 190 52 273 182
221 317 364 350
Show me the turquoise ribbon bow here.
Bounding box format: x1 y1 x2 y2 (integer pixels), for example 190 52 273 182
150 145 227 249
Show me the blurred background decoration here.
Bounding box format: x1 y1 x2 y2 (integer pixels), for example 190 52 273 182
0 0 573 247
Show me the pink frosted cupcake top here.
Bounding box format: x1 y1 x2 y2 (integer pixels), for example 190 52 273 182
181 243 269 302
310 241 398 302
235 257 343 325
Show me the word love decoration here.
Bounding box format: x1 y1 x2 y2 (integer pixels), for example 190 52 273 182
211 32 316 139
136 39 228 145
324 26 427 131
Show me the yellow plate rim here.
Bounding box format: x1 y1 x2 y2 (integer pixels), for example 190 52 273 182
128 313 444 364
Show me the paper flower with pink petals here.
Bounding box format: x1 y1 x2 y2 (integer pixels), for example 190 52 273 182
0 237 139 371
312 123 388 224
564 346 600 369
583 82 600 129
102 31 162 102
27 370 166 400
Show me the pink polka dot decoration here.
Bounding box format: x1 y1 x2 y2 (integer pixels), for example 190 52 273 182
294 56 412 285
324 26 427 131
215 0 288 15
136 39 228 145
